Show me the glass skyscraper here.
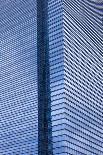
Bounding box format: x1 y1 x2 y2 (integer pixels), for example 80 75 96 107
0 0 103 155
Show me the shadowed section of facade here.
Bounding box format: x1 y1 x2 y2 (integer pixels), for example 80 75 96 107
37 0 53 155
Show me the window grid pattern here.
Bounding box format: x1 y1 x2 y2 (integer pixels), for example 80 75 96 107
48 0 66 154
0 1 38 155
48 0 103 154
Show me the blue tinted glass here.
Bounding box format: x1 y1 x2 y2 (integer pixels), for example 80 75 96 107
0 1 38 154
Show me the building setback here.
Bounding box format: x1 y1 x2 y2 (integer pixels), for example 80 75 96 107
0 0 103 155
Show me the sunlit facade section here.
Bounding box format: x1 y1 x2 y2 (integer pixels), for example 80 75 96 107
48 0 103 154
48 0 66 154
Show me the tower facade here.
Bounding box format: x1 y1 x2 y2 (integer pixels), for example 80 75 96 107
0 0 103 155
48 0 103 154
0 0 38 154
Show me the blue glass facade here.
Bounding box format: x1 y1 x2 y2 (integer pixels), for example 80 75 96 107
48 0 103 155
0 1 38 154
0 0 103 155
37 0 53 154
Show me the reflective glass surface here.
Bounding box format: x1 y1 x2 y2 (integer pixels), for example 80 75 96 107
0 1 38 154
0 0 103 155
48 0 103 154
